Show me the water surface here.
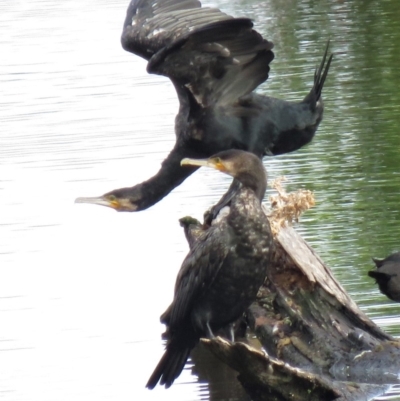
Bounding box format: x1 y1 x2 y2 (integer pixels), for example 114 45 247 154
2 0 400 400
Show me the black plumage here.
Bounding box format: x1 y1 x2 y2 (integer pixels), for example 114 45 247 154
146 150 273 389
368 252 400 302
75 0 332 213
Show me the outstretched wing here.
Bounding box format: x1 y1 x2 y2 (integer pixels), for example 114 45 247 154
121 0 233 60
166 224 229 329
121 0 274 106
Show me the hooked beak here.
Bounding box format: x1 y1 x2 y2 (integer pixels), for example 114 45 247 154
181 157 225 171
75 196 120 210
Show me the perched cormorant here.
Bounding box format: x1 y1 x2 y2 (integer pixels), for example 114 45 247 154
368 252 400 302
146 149 273 389
75 0 332 213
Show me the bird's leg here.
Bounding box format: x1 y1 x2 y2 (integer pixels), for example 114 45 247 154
206 322 215 339
228 324 235 342
219 323 235 342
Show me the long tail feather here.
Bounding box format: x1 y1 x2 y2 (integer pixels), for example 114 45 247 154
146 337 196 389
313 40 333 101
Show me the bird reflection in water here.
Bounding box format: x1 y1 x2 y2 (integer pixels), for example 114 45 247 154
75 0 332 214
190 342 252 401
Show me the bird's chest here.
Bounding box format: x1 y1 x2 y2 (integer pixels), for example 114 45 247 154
228 202 272 260
218 253 266 293
207 212 271 315
202 253 266 327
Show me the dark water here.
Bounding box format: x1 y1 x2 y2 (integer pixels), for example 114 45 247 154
2 0 400 400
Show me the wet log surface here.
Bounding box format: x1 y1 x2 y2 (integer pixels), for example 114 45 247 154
201 226 400 400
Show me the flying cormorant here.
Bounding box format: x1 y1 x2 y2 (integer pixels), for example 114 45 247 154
368 252 400 302
146 149 273 389
75 0 332 213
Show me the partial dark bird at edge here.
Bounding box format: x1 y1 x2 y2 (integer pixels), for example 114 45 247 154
75 0 333 213
368 252 400 302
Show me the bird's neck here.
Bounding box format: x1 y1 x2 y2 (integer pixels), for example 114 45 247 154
228 188 260 220
128 144 202 211
227 188 271 257
237 172 266 202
228 189 261 229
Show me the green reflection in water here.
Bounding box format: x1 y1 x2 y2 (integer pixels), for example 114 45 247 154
217 0 400 337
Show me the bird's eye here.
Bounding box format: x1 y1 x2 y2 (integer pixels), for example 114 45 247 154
214 157 221 164
108 195 117 202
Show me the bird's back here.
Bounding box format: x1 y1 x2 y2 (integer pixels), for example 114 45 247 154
369 252 400 302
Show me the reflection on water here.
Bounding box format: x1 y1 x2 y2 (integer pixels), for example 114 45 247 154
1 0 400 400
191 343 251 401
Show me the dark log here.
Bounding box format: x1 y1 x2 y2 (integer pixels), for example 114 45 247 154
180 182 400 399
200 225 400 400
201 337 390 401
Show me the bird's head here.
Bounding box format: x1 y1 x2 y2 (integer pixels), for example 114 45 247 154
75 187 142 212
181 149 267 200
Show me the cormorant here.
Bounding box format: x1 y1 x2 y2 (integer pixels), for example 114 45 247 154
75 0 333 213
146 149 273 389
368 252 400 302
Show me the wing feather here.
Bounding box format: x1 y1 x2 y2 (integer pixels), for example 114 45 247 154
121 0 274 106
122 0 230 59
167 225 229 329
